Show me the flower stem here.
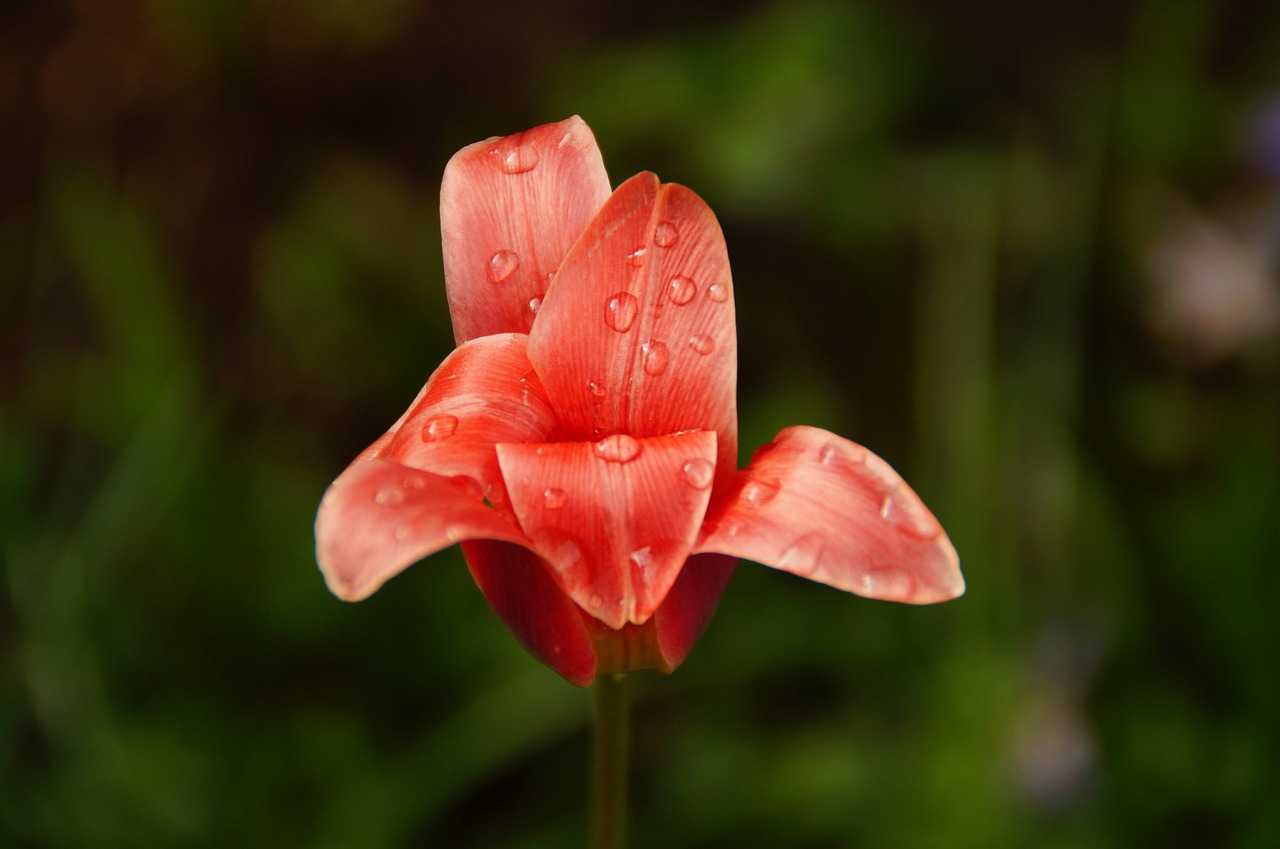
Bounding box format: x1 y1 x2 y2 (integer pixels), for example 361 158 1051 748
589 673 629 849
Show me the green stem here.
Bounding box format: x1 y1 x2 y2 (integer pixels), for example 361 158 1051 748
589 673 629 849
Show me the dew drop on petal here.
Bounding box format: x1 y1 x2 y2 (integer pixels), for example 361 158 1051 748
628 545 656 575
596 433 641 464
680 458 715 490
605 292 638 332
542 487 567 510
688 333 715 356
641 340 669 375
861 568 917 601
393 524 413 542
444 523 468 543
879 488 940 539
627 246 648 267
589 380 607 398
374 485 404 506
497 143 539 174
818 441 840 466
449 475 485 500
421 413 459 442
654 221 679 247
742 478 780 506
486 249 519 284
668 274 697 305
706 281 729 303
588 593 604 610
528 295 542 315
402 475 428 491
778 532 826 577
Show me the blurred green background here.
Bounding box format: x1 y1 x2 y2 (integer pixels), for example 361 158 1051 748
4 0 1279 846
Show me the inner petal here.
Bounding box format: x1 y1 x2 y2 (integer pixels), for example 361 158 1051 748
495 431 717 630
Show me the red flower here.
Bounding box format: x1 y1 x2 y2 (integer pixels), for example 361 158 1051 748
315 117 964 686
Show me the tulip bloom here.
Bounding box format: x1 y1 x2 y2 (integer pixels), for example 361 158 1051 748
315 117 963 686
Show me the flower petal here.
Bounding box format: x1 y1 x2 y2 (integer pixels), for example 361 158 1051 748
495 431 718 630
651 552 738 669
441 116 613 343
376 333 559 518
316 459 532 602
526 173 738 485
695 426 964 603
462 540 597 687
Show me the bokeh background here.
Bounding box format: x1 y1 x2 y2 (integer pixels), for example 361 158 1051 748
4 0 1279 846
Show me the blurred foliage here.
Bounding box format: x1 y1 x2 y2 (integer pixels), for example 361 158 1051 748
4 0 1280 846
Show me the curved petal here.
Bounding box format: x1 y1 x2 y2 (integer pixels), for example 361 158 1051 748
316 458 532 602
695 426 964 604
526 173 738 485
377 334 559 518
462 540 597 687
652 552 738 670
441 116 613 343
495 431 718 630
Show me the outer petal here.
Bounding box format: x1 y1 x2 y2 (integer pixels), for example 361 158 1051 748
377 333 559 518
316 459 532 601
651 552 738 669
441 116 613 343
695 426 964 604
496 431 718 630
526 173 738 486
462 540 597 687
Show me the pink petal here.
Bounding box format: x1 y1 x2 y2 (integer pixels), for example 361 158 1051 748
376 333 559 518
462 540 597 687
495 431 719 630
651 552 738 669
526 173 738 487
695 426 964 604
315 458 532 602
441 116 613 344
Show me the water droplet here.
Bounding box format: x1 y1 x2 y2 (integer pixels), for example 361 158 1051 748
528 295 542 314
861 568 917 601
706 281 729 302
879 488 939 539
588 593 604 609
485 482 507 507
605 292 638 332
818 441 840 466
449 475 484 500
497 143 539 174
402 475 428 491
374 485 404 506
741 478 780 506
596 433 641 464
654 221 679 247
444 523 467 542
641 340 669 375
688 333 715 355
542 488 567 510
680 458 715 490
627 246 648 267
421 413 459 442
393 524 413 542
668 274 697 305
588 380 607 398
778 532 826 576
628 545 656 574
487 250 519 284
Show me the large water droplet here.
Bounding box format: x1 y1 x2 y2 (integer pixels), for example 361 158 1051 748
542 487 567 510
879 488 939 539
668 274 697 305
497 143 539 174
641 340 669 375
706 281 729 303
605 292 638 332
680 458 715 490
588 380 607 398
778 532 826 576
741 477 780 506
421 413 459 442
861 568 917 601
654 221 679 247
688 333 715 356
487 249 520 284
596 433 641 464
374 485 404 506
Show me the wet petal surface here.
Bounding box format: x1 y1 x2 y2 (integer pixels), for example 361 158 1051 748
695 426 964 603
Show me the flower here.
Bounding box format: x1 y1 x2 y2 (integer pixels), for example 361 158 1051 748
315 116 964 686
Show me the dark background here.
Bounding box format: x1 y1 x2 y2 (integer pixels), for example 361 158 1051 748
4 0 1279 846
